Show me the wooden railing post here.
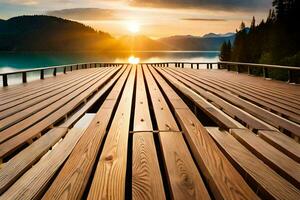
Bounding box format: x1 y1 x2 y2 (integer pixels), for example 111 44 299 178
182 63 184 68
210 64 213 69
236 65 240 73
3 74 8 87
53 68 57 76
197 64 199 69
22 72 27 83
227 64 230 71
191 63 193 69
263 67 268 78
247 66 250 75
63 67 66 74
40 69 44 79
287 69 297 83
217 63 220 69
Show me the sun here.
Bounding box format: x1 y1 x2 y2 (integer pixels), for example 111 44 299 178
128 56 140 64
127 21 140 34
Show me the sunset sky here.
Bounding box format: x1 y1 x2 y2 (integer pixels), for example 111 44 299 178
0 0 273 38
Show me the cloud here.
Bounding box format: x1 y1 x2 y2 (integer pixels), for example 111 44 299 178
128 0 273 11
181 18 226 21
8 0 39 5
47 8 121 21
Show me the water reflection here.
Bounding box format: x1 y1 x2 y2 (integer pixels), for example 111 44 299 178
0 51 219 73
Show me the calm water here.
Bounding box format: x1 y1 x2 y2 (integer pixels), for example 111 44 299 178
0 51 219 73
0 51 219 86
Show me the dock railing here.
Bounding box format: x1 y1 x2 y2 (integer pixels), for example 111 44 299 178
0 61 299 86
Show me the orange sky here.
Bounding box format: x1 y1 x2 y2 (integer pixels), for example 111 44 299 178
0 0 273 38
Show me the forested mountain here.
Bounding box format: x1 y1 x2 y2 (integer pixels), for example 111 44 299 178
220 0 300 67
0 15 114 51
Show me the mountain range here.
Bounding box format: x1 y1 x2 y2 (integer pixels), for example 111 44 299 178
0 15 235 52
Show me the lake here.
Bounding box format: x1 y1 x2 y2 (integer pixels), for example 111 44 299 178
0 51 219 73
0 51 219 86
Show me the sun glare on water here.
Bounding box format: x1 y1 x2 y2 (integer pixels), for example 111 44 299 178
127 21 140 34
128 56 140 64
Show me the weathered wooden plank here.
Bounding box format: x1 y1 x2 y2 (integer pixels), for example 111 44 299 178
197 73 300 113
0 114 95 200
42 67 129 200
258 130 300 163
144 66 210 200
184 68 300 109
87 65 136 200
174 69 300 124
0 69 99 111
0 68 103 119
0 68 112 131
165 67 300 136
155 68 243 130
160 67 276 132
150 66 259 200
0 67 120 159
207 127 300 200
230 128 300 188
0 127 68 194
60 66 128 129
0 68 96 103
132 65 165 200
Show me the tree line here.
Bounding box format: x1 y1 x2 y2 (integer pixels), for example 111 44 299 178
220 0 300 67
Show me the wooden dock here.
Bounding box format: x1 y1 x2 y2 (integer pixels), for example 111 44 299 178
0 64 299 200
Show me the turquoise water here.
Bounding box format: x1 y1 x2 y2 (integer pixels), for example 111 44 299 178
0 51 219 73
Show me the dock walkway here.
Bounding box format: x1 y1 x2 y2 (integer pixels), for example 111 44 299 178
0 64 299 200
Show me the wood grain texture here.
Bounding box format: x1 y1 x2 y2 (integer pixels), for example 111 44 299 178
207 127 300 200
0 67 120 159
230 128 300 188
166 68 300 136
87 66 136 200
0 68 94 102
0 114 95 200
164 67 277 132
157 68 243 130
144 66 210 200
0 68 99 115
258 130 300 163
42 67 129 200
152 67 259 200
0 69 100 122
0 127 68 194
132 65 166 200
165 68 276 130
133 133 166 200
0 68 110 132
186 69 300 107
0 68 113 143
181 69 300 123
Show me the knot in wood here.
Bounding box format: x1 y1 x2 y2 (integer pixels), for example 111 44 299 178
105 155 114 161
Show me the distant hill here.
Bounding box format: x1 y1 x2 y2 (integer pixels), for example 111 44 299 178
203 32 235 38
0 15 114 51
118 35 174 51
159 33 235 51
0 15 235 52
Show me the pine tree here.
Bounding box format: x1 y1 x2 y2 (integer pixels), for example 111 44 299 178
219 41 231 61
240 21 246 30
250 17 256 30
